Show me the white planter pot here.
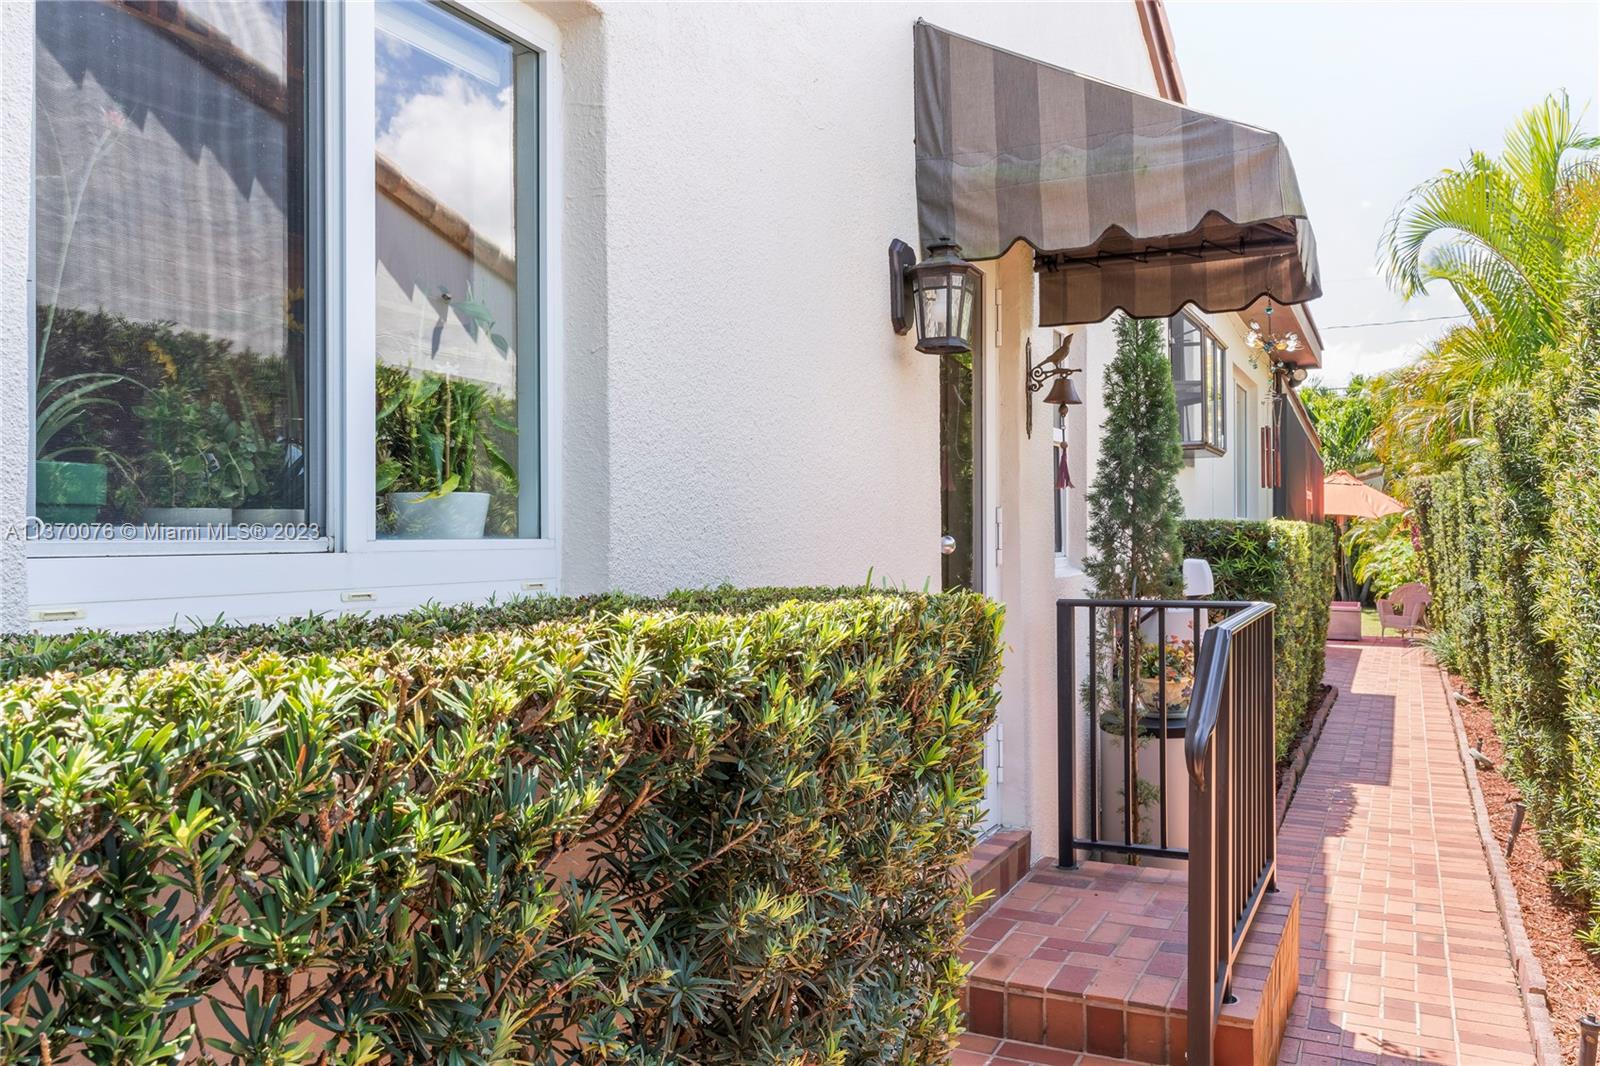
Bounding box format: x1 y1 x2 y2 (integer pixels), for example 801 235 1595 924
233 508 307 526
143 506 232 528
1097 723 1190 860
387 491 490 539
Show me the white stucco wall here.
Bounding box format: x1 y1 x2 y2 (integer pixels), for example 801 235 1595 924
539 1 1185 849
0 2 33 631
559 1 1164 596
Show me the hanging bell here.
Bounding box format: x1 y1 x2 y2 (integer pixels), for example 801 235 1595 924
1043 375 1082 408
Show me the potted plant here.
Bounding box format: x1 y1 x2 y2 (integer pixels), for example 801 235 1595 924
116 384 262 527
1091 634 1195 856
375 365 516 539
1133 636 1195 723
33 371 123 523
234 437 306 526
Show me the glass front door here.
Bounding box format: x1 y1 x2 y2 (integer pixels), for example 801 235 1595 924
939 276 1001 827
939 347 980 590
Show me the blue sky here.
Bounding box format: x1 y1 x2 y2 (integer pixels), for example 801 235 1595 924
1167 0 1600 386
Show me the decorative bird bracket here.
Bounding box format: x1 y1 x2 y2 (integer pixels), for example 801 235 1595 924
1026 334 1082 439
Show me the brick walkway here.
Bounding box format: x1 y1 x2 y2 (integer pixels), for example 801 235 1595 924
1277 642 1536 1065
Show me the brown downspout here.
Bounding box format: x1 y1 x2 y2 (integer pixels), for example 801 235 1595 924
1134 0 1187 103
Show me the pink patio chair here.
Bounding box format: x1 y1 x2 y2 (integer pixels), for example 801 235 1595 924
1376 582 1432 638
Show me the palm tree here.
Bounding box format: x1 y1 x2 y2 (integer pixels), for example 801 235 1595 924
1376 94 1600 472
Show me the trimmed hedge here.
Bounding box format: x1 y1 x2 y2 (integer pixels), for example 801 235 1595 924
1180 519 1335 759
0 589 1003 1064
1414 264 1600 944
1415 427 1568 873
0 585 883 683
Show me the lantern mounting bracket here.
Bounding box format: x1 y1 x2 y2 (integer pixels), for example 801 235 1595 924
888 238 916 335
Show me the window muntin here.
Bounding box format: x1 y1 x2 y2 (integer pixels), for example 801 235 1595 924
373 0 537 540
31 1 315 533
1168 312 1227 454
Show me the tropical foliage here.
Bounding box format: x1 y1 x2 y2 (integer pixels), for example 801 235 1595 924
1342 514 1422 598
31 307 304 520
1300 375 1378 474
375 365 517 499
1373 93 1600 474
0 587 1003 1064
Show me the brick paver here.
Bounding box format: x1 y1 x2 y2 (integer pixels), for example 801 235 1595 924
1277 643 1536 1065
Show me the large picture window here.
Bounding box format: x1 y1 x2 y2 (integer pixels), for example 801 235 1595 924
32 0 315 533
1168 312 1227 454
26 0 559 626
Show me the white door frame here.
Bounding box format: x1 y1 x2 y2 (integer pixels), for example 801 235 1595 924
979 279 1003 830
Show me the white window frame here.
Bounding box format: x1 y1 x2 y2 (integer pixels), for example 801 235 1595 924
1233 377 1254 519
1168 311 1228 456
25 0 565 630
1051 411 1068 558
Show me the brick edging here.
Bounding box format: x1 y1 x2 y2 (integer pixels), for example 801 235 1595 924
1275 682 1339 828
1433 656 1563 1066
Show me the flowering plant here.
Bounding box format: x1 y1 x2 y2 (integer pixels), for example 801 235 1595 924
1135 635 1195 720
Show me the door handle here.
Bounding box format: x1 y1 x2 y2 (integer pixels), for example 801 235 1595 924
940 535 957 556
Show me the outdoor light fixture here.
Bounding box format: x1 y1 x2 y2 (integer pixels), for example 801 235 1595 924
889 237 983 355
1246 302 1303 362
1272 361 1308 390
1025 334 1081 437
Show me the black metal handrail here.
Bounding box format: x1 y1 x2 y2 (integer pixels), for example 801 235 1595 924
1055 598 1257 866
1185 601 1276 1066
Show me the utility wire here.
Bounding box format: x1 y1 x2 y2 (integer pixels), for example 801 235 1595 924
1320 314 1470 329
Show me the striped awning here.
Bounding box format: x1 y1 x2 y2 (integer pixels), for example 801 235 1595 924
914 22 1321 326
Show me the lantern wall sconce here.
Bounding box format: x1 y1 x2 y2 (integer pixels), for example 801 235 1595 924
1025 334 1082 437
889 237 984 355
1271 360 1308 394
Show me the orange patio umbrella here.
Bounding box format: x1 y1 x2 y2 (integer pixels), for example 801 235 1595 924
1323 470 1404 520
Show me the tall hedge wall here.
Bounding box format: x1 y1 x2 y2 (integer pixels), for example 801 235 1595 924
0 589 1003 1064
1414 265 1600 940
1180 519 1335 759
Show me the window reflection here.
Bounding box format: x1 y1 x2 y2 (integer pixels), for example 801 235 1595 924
32 1 311 529
374 0 528 539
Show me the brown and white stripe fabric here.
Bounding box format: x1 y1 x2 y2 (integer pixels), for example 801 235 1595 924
914 21 1321 326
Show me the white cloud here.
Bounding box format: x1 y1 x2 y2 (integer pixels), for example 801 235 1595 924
377 74 515 250
1316 339 1424 386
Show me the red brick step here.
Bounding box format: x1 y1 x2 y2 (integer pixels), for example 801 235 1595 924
961 855 1300 1066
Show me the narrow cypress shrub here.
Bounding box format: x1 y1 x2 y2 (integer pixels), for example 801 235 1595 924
1084 315 1185 600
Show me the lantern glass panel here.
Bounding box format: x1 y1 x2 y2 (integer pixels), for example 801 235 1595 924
954 273 977 345
917 270 959 344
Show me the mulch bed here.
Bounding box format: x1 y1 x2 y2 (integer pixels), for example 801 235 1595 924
1449 671 1600 1064
1278 683 1336 784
